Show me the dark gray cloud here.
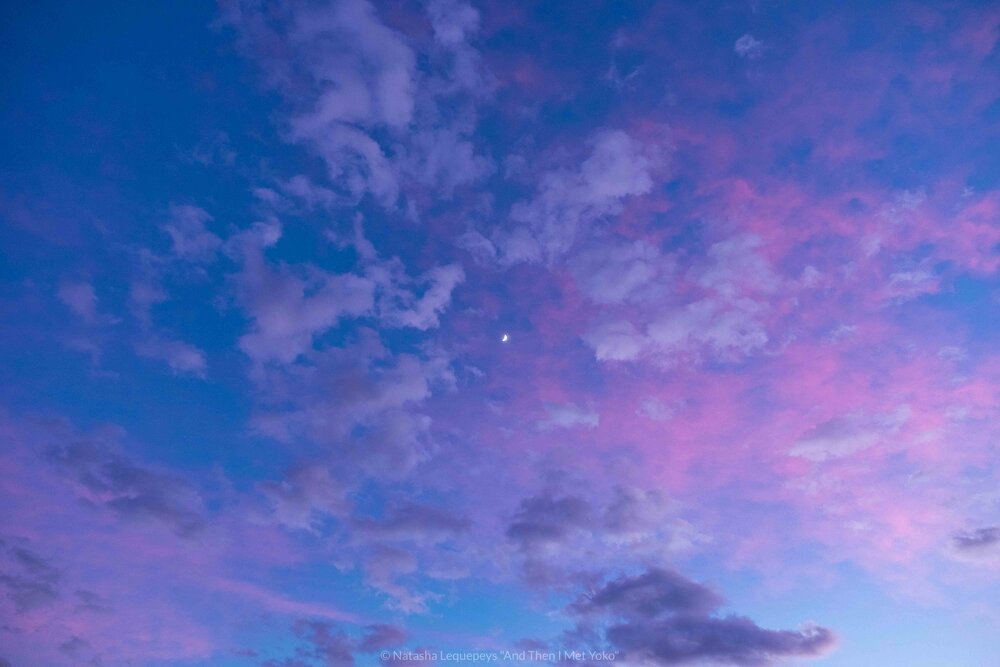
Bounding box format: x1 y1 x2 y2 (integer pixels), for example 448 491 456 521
568 568 835 666
44 439 204 536
0 568 59 612
0 540 61 612
265 620 355 667
267 620 408 666
607 615 834 666
506 492 591 549
503 487 705 590
952 526 1000 551
353 503 469 543
259 462 349 531
357 623 407 653
75 589 109 612
58 635 92 658
571 568 722 619
362 544 428 613
602 486 649 533
349 410 434 480
248 332 453 480
10 545 59 582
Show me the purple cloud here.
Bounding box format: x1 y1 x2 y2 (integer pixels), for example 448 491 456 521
507 492 592 550
4 0 1000 663
570 569 835 666
163 204 222 262
571 568 723 619
0 539 62 612
606 615 834 666
44 436 205 536
498 129 666 263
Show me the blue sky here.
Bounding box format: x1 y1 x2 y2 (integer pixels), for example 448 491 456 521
1 1 999 666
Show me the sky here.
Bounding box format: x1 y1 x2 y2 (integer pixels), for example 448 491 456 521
0 0 999 665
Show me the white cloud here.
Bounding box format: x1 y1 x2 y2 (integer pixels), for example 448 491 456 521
493 226 544 265
571 240 668 304
280 175 338 209
295 123 401 206
400 128 493 199
57 281 98 323
789 407 911 461
824 324 858 343
647 298 769 361
937 346 968 363
693 234 778 297
248 340 454 484
237 264 376 366
135 337 208 378
164 204 221 262
538 403 600 430
222 0 491 207
231 221 463 365
375 262 466 331
580 234 779 366
884 264 939 302
427 0 492 95
259 464 349 532
636 398 684 422
583 321 646 362
734 34 764 59
292 0 415 129
507 130 663 261
456 229 497 264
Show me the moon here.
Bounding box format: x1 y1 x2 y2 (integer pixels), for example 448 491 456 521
501 333 509 342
